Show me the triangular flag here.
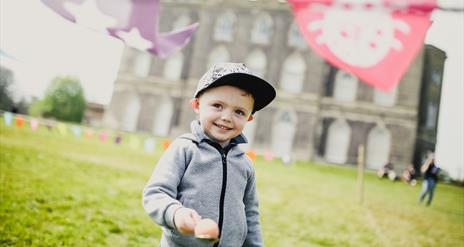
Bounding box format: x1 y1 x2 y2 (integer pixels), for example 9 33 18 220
15 116 25 128
3 112 13 126
41 0 199 58
288 0 436 91
144 137 156 153
57 123 68 136
30 119 39 131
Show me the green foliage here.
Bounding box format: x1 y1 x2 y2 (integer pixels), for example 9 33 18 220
1 123 463 246
0 66 16 111
30 76 86 123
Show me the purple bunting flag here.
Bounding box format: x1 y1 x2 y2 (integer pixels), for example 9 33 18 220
41 0 199 58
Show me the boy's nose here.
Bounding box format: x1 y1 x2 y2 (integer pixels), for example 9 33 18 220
220 110 232 122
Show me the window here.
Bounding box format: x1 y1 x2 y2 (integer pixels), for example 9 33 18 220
152 97 174 136
325 119 350 164
240 114 258 151
173 15 191 30
251 14 273 45
121 93 141 132
366 125 391 169
333 70 358 101
163 52 184 81
373 86 397 107
133 52 152 77
271 110 297 158
280 53 306 93
288 21 307 48
207 46 231 69
245 50 267 78
213 12 236 42
425 103 438 129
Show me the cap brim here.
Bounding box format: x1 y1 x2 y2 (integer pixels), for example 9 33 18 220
207 73 276 113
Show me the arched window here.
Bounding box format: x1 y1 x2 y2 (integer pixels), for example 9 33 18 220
325 119 350 164
152 97 174 136
163 51 184 81
333 70 358 101
245 50 267 78
240 114 258 151
207 46 230 69
251 14 273 45
173 15 191 30
133 52 152 77
288 21 307 49
280 53 306 93
271 110 297 158
121 93 141 132
373 86 397 107
366 125 391 169
213 12 236 42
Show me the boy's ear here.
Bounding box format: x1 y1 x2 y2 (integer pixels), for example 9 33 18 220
247 115 254 121
190 98 200 113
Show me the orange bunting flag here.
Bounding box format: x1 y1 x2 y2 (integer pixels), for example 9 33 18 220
246 150 257 162
85 129 94 139
162 139 171 150
15 116 25 128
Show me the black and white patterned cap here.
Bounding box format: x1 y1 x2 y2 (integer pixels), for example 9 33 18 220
194 63 276 113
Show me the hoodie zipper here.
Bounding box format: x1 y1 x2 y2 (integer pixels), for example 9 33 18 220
206 140 229 247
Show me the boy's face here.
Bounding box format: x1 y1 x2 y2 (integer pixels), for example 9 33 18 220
192 85 254 146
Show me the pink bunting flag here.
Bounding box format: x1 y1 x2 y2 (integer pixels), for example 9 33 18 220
30 119 39 131
99 131 108 142
41 0 199 58
288 0 436 91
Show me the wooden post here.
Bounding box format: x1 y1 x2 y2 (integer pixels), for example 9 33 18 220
357 144 365 204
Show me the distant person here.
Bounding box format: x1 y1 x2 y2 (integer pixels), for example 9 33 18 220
142 63 276 246
401 165 417 186
419 153 440 206
377 161 397 181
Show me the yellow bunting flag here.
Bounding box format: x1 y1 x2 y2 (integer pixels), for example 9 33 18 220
129 135 140 149
57 123 67 136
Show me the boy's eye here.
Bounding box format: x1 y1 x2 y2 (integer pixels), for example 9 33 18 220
235 110 245 116
212 103 222 109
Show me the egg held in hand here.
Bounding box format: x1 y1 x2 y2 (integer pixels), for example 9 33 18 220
194 218 219 239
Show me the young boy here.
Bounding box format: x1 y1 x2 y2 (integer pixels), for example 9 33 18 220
142 63 276 247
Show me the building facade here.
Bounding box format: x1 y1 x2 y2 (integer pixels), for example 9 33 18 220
103 0 445 172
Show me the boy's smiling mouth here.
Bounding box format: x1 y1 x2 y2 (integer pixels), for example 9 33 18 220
214 123 232 130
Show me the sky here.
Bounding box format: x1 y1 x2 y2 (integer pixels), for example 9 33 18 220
0 0 463 179
0 0 123 105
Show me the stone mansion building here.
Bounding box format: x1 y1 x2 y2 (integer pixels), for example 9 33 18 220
102 0 445 171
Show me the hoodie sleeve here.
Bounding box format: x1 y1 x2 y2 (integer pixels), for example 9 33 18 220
142 139 191 229
242 168 264 247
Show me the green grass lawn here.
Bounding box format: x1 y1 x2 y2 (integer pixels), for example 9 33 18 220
1 122 463 246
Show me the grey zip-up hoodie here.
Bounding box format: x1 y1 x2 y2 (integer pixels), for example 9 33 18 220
143 120 263 247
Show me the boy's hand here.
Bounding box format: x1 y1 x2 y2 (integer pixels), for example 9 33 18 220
174 207 201 235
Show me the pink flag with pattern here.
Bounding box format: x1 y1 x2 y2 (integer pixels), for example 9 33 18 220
288 0 436 91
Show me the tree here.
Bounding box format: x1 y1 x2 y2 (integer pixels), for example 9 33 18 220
0 66 15 111
30 76 86 123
